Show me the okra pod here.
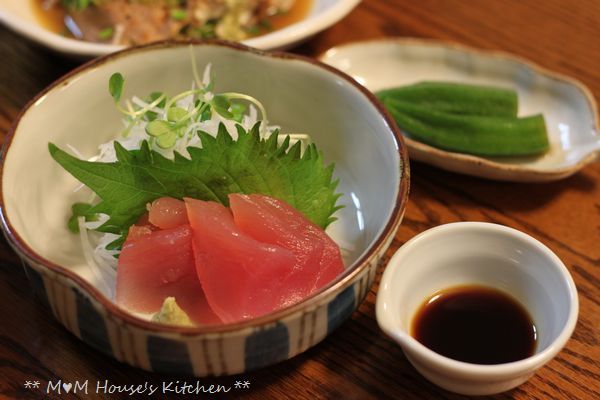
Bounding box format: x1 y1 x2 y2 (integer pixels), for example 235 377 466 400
376 82 518 117
383 98 549 156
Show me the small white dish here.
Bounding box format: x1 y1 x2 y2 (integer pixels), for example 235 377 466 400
376 222 578 395
0 0 360 57
320 38 600 182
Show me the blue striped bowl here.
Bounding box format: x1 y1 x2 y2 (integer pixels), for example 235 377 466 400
0 41 409 375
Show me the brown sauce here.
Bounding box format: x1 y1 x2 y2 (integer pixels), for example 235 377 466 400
411 285 537 364
31 0 313 43
32 0 68 34
267 0 313 33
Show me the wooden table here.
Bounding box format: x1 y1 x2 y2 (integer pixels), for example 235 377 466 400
0 1 598 399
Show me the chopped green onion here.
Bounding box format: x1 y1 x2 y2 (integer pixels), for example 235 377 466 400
187 22 216 39
99 26 114 40
170 8 188 21
61 0 92 12
260 19 273 30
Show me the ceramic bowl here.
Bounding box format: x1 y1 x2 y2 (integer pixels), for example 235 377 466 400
320 38 600 182
0 0 360 57
0 41 408 375
376 222 578 395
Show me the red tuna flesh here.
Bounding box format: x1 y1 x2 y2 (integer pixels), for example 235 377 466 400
148 197 188 229
184 197 297 323
116 215 220 325
229 193 344 304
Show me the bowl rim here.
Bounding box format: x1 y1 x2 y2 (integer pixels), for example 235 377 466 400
376 221 579 378
0 39 410 335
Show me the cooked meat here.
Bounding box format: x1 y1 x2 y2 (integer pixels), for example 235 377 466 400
63 0 297 45
69 0 184 44
187 0 228 26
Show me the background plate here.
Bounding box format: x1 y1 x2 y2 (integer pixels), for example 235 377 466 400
0 0 360 57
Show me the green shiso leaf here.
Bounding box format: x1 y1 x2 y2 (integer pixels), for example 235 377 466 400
49 122 341 240
67 202 96 233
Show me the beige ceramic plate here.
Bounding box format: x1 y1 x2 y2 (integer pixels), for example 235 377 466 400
320 38 600 182
0 0 360 57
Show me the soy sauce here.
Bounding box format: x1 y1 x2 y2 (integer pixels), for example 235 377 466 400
412 285 537 364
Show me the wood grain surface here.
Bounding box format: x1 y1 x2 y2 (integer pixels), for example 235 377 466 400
0 0 598 399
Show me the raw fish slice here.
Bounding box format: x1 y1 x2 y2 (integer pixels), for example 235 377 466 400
229 194 344 299
184 197 296 323
148 197 188 229
126 224 154 241
229 194 324 304
116 224 220 325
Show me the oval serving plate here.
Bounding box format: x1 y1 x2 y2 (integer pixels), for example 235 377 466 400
0 0 360 57
319 38 600 182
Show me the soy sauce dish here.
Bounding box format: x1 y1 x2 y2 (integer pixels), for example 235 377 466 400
376 222 578 395
0 41 409 375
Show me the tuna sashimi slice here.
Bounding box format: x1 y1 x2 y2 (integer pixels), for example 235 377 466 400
229 193 345 302
184 197 297 323
116 223 220 325
148 197 188 229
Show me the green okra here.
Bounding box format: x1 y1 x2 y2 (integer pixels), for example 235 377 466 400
383 98 549 156
376 81 518 117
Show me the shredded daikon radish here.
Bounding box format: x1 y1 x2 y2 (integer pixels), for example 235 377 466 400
69 63 309 263
78 217 116 299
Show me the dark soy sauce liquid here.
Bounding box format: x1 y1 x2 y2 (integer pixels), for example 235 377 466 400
412 285 537 364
